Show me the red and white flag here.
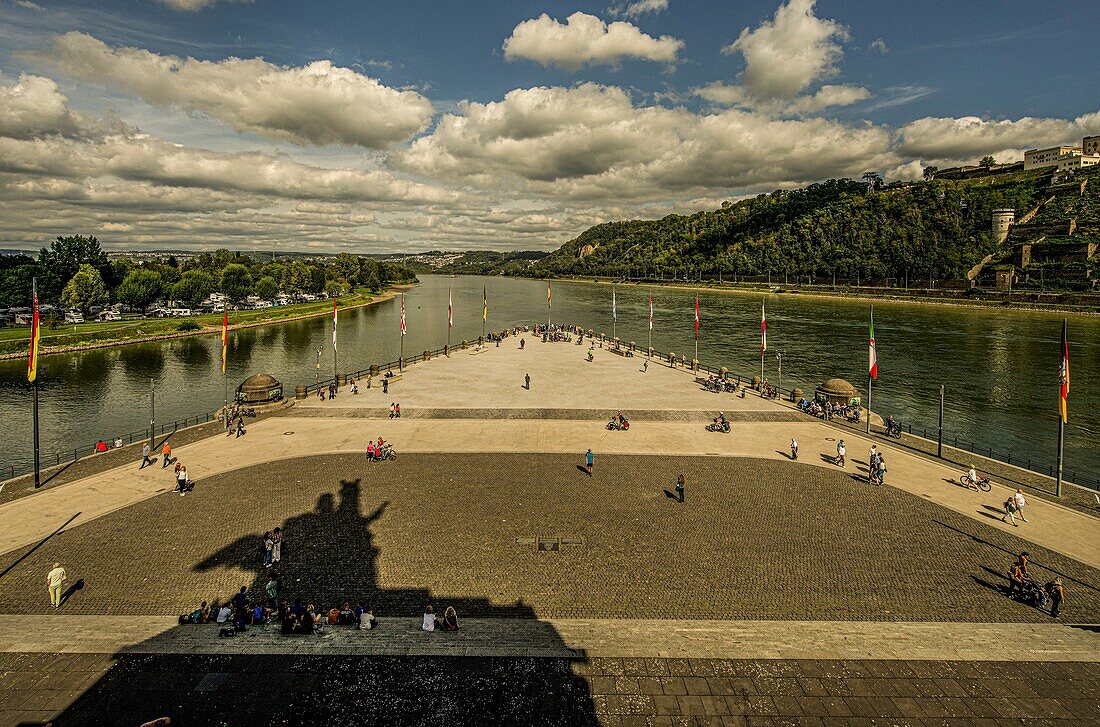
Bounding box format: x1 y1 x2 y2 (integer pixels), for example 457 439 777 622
648 294 653 330
760 300 767 354
332 297 338 351
694 296 700 340
448 288 453 329
868 305 878 380
400 293 406 336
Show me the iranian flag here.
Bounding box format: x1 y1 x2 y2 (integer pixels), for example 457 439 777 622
648 294 653 330
400 293 406 336
868 306 878 380
448 288 453 329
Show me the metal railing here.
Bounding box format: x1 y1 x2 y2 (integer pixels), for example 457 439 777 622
5 409 222 483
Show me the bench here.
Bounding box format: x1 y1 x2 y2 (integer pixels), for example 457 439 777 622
609 347 633 357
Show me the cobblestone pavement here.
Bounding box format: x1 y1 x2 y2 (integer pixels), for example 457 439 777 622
1 651 1098 727
1 454 1097 622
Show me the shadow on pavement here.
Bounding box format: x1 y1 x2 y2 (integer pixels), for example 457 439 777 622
44 479 598 726
0 511 81 582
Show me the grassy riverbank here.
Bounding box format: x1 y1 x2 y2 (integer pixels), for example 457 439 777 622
0 285 412 360
557 277 1100 316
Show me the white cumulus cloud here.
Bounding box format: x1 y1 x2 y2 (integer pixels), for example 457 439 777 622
503 12 683 70
22 32 434 148
724 0 849 100
896 112 1100 163
396 83 896 201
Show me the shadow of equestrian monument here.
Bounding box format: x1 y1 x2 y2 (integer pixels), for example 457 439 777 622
46 479 598 726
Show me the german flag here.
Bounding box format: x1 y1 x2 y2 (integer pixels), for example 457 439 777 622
27 278 40 383
1059 319 1069 423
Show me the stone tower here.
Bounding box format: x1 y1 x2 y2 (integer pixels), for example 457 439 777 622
992 209 1015 244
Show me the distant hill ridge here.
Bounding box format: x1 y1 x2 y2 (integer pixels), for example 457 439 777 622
526 168 1099 289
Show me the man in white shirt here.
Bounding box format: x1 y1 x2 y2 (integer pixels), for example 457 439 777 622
216 605 232 623
46 562 66 607
1014 489 1029 523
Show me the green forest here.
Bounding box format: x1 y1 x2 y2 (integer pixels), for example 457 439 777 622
0 237 417 313
525 170 1076 284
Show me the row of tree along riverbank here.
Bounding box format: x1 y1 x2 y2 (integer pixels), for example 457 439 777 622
556 276 1100 315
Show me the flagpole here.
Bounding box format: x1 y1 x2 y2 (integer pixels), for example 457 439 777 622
866 304 873 434
612 285 616 341
332 299 338 390
399 293 405 370
31 376 39 490
447 286 451 351
1056 318 1067 497
760 299 765 394
223 303 228 427
648 294 652 352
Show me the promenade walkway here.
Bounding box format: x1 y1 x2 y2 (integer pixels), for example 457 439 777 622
1 342 1097 567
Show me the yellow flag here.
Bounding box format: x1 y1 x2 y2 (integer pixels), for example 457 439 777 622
27 279 40 383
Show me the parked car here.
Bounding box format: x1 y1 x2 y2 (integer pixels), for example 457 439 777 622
64 310 85 324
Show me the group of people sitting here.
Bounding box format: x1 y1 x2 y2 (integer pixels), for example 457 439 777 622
797 398 861 423
184 590 463 635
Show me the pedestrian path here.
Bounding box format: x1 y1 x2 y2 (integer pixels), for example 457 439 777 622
2 417 1097 568
1 342 1097 570
2 615 1096 661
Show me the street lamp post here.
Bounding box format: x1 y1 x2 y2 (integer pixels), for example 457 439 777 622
315 346 322 385
776 352 783 398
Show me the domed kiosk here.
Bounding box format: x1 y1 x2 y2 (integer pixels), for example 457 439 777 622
236 373 283 404
815 378 861 407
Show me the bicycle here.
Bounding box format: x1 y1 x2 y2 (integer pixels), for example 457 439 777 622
960 472 992 492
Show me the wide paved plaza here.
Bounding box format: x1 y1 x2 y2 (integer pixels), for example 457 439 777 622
0 338 1097 726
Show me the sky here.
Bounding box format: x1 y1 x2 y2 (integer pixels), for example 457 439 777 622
0 0 1097 254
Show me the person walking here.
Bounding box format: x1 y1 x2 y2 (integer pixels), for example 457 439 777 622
161 442 173 468
585 449 593 476
176 464 188 495
395 403 401 418
836 440 846 467
140 442 155 469
675 473 685 503
1014 489 1029 523
1048 578 1066 619
641 360 648 373
390 403 396 419
265 574 279 609
1002 496 1019 526
382 377 389 394
47 562 67 608
236 417 245 438
271 527 283 565
263 531 274 568
874 456 886 486
790 438 798 460
524 373 531 390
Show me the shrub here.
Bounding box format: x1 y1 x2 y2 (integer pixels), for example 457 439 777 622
176 319 202 332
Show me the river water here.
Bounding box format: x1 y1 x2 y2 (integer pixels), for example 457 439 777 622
1 275 1096 484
